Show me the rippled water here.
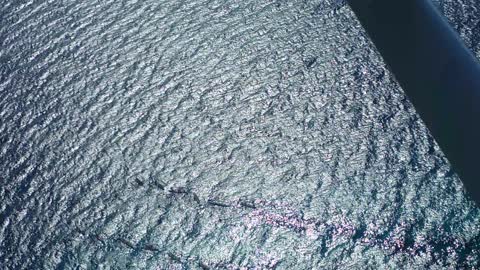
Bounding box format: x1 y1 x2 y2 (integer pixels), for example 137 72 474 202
1 0 479 269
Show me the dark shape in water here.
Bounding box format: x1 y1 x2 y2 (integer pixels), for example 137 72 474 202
207 199 230 207
239 200 256 209
152 179 166 190
348 0 480 204
134 178 144 187
144 244 159 252
199 261 211 270
305 57 317 69
169 187 189 194
117 238 135 249
192 192 202 205
168 252 182 263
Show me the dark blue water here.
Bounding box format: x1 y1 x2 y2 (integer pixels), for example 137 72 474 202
1 0 479 269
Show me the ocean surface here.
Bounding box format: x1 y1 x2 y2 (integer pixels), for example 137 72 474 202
1 0 480 269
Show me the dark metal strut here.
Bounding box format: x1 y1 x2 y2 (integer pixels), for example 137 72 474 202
348 0 480 204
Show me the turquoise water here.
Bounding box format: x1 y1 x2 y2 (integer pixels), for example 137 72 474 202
0 0 479 269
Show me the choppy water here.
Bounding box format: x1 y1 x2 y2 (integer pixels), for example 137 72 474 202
1 0 480 269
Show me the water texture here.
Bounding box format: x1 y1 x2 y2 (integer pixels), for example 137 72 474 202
1 0 479 269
